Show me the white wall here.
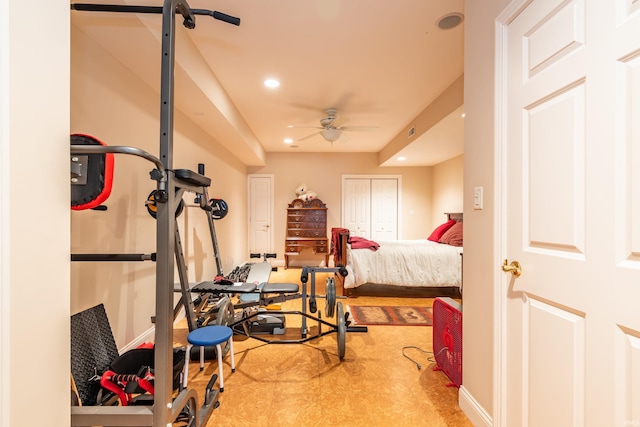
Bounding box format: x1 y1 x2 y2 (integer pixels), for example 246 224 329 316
1 1 70 426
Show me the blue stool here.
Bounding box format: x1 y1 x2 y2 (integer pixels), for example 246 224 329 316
186 325 235 392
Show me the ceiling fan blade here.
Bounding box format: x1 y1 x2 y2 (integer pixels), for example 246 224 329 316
339 126 379 131
288 125 323 129
331 115 349 128
296 131 322 142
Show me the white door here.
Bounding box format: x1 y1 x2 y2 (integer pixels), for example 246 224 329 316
371 178 398 240
342 176 399 239
498 1 640 426
343 178 371 238
248 175 273 257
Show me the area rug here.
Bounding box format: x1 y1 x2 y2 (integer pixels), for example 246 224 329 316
347 305 432 326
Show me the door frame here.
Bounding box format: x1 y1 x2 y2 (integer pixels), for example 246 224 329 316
493 1 524 425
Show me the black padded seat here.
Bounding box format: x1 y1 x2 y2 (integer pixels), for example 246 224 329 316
192 281 257 293
174 169 211 187
261 283 299 293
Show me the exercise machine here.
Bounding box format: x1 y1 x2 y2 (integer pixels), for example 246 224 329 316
188 265 368 360
70 2 241 426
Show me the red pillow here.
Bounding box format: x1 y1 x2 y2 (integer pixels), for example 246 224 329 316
428 219 456 242
439 221 463 246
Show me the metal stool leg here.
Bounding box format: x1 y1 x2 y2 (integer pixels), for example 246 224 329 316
200 345 205 371
183 345 191 388
215 343 225 392
229 337 235 373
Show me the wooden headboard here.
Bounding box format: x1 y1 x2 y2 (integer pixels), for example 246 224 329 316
446 212 463 222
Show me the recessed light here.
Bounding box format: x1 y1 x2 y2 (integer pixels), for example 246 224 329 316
284 138 293 144
461 113 466 118
264 78 280 88
397 156 406 161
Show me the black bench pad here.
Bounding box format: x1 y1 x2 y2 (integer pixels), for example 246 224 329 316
261 283 299 293
192 281 257 293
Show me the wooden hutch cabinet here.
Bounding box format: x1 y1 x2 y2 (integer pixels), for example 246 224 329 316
284 198 329 269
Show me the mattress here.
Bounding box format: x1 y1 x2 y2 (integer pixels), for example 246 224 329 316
343 239 463 289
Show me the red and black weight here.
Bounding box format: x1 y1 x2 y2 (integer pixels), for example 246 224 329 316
145 190 185 219
71 134 114 210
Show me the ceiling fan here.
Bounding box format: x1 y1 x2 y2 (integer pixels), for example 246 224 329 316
288 108 378 143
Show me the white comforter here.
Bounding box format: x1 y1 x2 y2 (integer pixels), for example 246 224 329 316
343 239 463 289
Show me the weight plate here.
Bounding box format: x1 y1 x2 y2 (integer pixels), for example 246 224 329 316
337 302 346 359
209 198 229 220
214 297 235 326
214 297 235 356
324 277 336 318
145 190 184 219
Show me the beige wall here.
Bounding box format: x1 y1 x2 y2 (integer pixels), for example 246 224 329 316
70 26 248 348
1 0 70 425
1 2 477 426
460 0 512 423
70 24 464 350
249 153 438 266
431 154 464 229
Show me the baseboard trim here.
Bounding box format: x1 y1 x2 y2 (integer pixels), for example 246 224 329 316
119 311 187 354
459 385 493 427
119 326 155 353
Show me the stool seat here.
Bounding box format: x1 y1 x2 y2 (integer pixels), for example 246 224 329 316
186 325 235 392
187 325 232 347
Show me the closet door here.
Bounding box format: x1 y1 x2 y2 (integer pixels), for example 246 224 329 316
343 176 399 239
371 179 398 240
343 178 371 238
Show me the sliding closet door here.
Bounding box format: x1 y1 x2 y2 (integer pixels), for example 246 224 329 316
342 176 399 240
343 178 371 238
371 179 398 240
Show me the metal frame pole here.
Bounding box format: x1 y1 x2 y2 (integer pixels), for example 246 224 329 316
154 1 191 425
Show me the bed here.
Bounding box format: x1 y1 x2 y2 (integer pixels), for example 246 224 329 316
333 213 463 297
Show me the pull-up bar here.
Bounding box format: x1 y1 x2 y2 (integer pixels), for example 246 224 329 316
70 3 241 27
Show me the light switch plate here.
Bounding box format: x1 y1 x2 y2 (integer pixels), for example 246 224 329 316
473 186 483 210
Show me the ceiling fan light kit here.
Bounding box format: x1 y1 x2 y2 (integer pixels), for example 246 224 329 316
321 128 342 142
290 108 378 143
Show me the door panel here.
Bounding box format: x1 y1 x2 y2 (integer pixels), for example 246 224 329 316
343 179 371 238
371 179 398 240
526 83 585 254
525 298 585 427
499 0 640 426
248 175 273 255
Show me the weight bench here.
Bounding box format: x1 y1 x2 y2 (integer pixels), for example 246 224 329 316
187 267 367 360
191 281 300 308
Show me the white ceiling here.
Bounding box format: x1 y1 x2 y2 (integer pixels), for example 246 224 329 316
71 0 465 166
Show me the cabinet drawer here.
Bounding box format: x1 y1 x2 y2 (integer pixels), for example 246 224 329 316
288 215 326 223
287 229 326 237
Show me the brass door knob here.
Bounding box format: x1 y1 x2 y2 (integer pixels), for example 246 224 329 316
502 259 522 277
